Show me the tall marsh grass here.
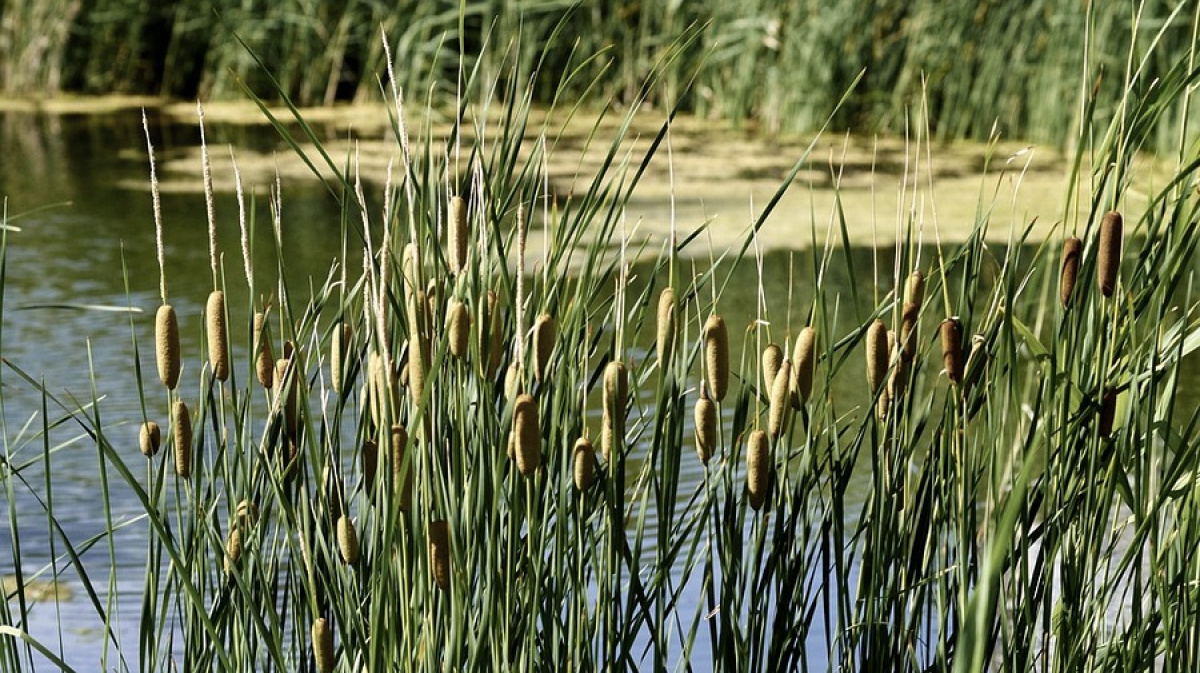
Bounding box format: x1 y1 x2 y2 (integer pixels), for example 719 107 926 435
2 6 1200 672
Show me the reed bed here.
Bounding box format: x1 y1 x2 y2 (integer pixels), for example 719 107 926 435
0 7 1199 673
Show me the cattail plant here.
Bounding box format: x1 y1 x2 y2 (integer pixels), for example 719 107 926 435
1099 388 1118 436
428 520 451 591
941 318 964 385
602 361 628 462
448 194 468 275
337 515 359 565
532 313 555 384
362 439 379 493
312 617 335 673
253 311 274 388
704 314 729 402
1098 210 1122 297
792 326 816 405
762 344 783 392
768 360 792 438
573 437 595 490
275 357 299 444
205 290 228 381
407 290 430 402
866 319 888 394
513 394 541 476
694 381 717 465
746 429 770 511
1060 237 1082 308
155 304 181 390
172 400 191 478
139 421 160 457
448 300 470 360
656 287 677 368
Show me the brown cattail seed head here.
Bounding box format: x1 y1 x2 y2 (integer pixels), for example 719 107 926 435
331 322 351 395
448 300 470 360
905 271 925 309
768 360 792 438
155 304 180 389
312 617 334 673
139 421 161 457
761 344 783 393
204 291 228 381
1060 237 1082 308
694 382 717 465
1098 211 1122 297
513 394 541 477
602 361 628 462
941 318 964 386
172 400 191 478
704 314 730 402
224 527 242 575
428 520 450 591
392 424 411 510
900 302 920 362
746 429 770 511
253 311 274 388
449 195 468 275
866 319 889 394
337 515 359 565
1099 388 1117 436
656 287 677 368
792 326 816 406
573 437 595 490
407 292 429 401
532 313 555 383
504 362 521 401
362 439 379 492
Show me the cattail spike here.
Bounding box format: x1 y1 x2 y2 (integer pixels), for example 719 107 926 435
601 361 628 462
900 302 919 362
1059 237 1082 308
513 394 541 476
155 304 181 389
448 300 470 360
205 291 228 381
337 515 359 565
312 617 335 673
694 382 717 465
573 437 595 490
746 429 770 511
392 424 411 510
139 421 161 457
941 318 964 385
1098 211 1122 297
253 311 274 388
532 313 555 383
792 326 816 405
428 520 450 590
224 527 242 575
704 314 729 402
656 287 677 368
768 360 792 438
173 400 192 478
866 319 888 394
905 271 925 308
762 344 783 393
331 322 351 395
449 195 468 275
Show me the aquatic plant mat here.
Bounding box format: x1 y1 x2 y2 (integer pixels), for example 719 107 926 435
3 9 1200 672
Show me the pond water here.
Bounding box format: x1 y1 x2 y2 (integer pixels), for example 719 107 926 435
0 106 1196 670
